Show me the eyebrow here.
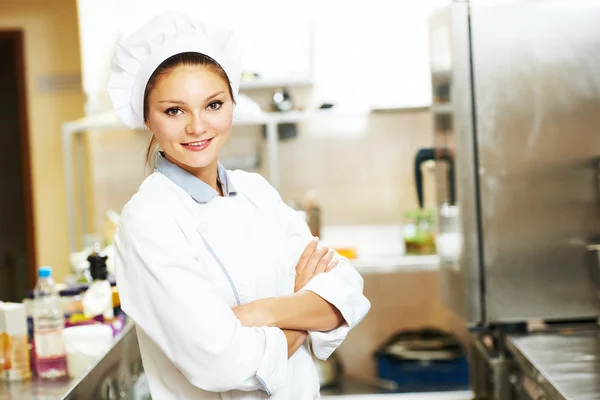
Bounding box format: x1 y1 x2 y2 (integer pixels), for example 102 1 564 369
158 91 226 105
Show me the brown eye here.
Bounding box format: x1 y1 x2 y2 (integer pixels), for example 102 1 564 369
207 101 223 111
165 107 183 116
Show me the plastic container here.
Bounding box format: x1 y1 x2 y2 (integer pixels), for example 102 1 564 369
436 203 462 263
375 328 469 392
63 325 113 378
0 303 32 381
33 266 68 379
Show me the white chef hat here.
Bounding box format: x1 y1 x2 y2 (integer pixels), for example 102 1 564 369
107 11 242 129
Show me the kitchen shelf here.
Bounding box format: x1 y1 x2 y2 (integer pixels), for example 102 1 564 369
431 70 452 81
235 108 371 125
319 225 440 275
264 108 371 124
431 103 453 114
61 109 372 253
63 108 372 130
352 254 440 275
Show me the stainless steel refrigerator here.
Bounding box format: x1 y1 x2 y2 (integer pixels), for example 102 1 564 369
428 0 600 328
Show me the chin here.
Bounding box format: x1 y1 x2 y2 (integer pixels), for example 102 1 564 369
180 152 218 170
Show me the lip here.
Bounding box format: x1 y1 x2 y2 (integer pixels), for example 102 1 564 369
181 137 214 152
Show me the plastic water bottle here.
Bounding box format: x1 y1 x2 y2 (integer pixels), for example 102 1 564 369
33 266 68 379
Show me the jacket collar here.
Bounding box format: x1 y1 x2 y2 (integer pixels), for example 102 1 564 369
155 152 237 203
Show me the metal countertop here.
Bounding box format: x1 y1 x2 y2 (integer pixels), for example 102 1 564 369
506 329 600 400
0 321 136 400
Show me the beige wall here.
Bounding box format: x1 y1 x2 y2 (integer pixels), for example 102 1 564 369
275 110 438 225
336 271 468 378
0 0 85 284
88 109 438 230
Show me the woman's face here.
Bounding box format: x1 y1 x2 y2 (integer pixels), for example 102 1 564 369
145 65 233 174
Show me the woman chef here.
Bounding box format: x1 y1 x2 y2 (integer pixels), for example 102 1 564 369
109 11 370 400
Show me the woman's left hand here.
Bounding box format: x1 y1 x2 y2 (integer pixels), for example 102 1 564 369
294 239 339 293
232 240 341 328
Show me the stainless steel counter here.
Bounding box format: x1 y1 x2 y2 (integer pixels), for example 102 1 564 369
506 329 600 400
0 320 142 400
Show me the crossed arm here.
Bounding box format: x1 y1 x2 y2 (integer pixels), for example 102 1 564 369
116 183 369 394
232 237 344 357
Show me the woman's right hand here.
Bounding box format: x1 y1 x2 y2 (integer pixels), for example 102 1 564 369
294 237 339 292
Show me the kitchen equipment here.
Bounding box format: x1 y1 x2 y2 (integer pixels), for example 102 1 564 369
430 0 600 328
265 87 298 140
271 88 293 112
428 1 600 398
590 244 600 299
413 147 458 258
414 147 455 210
374 328 469 392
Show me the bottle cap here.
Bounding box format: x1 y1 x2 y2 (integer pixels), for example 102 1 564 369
38 266 52 278
88 250 108 281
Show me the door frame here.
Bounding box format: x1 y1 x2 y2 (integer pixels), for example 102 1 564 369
0 30 37 290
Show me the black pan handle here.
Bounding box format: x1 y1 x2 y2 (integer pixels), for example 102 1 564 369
415 148 435 209
414 147 456 209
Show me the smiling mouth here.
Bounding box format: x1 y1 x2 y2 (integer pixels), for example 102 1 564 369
181 137 214 151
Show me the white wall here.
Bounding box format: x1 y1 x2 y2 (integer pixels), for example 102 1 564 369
77 0 451 114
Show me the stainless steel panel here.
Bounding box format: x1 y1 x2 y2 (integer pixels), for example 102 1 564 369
430 3 485 324
506 330 600 400
468 333 517 400
471 0 600 322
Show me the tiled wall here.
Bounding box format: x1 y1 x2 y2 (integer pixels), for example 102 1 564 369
274 110 438 225
86 109 438 231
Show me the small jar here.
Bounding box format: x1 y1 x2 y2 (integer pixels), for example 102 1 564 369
403 209 436 255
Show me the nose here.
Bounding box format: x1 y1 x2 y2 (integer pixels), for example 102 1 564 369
185 113 208 135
